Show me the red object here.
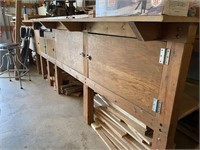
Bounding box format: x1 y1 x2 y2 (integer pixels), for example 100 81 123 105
108 0 116 5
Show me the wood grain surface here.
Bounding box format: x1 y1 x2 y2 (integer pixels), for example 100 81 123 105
55 30 83 74
88 34 166 113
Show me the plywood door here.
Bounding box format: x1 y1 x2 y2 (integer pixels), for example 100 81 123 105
88 34 166 114
55 30 83 74
44 31 56 58
39 37 46 54
34 30 41 54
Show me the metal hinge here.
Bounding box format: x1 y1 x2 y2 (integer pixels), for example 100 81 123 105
152 98 162 113
159 48 171 65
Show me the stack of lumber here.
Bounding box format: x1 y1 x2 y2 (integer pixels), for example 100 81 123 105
92 94 153 150
60 80 83 97
49 76 55 87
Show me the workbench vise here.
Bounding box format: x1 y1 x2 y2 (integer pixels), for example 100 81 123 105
44 0 76 16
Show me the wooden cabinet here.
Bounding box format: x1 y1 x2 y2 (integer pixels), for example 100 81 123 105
88 34 166 114
55 30 84 74
44 31 56 59
29 15 199 149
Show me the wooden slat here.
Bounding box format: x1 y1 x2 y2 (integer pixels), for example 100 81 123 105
95 110 127 138
97 119 131 150
55 65 63 94
47 61 55 86
83 85 94 125
36 53 41 74
83 31 89 77
15 0 21 43
91 123 117 150
40 56 47 79
101 128 125 150
25 15 199 23
34 30 41 54
178 82 199 120
107 106 152 144
123 135 144 150
96 108 151 150
97 94 147 129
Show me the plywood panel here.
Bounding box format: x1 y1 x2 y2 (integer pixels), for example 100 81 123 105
88 34 166 113
46 39 55 58
55 30 83 74
44 31 56 58
34 30 41 54
39 37 46 54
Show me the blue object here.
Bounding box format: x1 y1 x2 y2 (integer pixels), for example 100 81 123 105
23 6 26 14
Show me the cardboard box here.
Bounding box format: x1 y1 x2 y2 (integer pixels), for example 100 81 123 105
95 0 193 17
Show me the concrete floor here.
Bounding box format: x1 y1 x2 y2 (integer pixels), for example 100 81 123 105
0 67 107 150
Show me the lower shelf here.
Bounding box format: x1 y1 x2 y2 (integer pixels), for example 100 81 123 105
178 82 199 120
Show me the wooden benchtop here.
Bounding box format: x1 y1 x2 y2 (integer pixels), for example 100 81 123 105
23 15 199 23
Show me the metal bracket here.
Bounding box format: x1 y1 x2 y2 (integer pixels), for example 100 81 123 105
152 98 162 113
159 48 171 65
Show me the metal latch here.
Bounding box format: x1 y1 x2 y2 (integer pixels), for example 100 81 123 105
159 48 171 65
152 98 162 113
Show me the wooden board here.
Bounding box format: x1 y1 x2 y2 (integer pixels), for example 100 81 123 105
86 22 136 38
91 123 117 150
101 128 125 150
46 39 55 58
95 110 127 138
96 119 131 150
96 108 151 150
178 82 199 120
96 94 147 129
55 30 83 74
26 15 199 23
106 106 152 144
88 34 166 114
44 31 56 58
34 30 41 54
39 37 46 54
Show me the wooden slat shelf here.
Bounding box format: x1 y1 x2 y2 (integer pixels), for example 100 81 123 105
178 82 199 120
23 15 199 23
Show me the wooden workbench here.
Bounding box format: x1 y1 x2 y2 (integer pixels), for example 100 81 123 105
24 15 199 149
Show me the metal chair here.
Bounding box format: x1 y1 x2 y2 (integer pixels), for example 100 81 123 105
0 43 31 89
